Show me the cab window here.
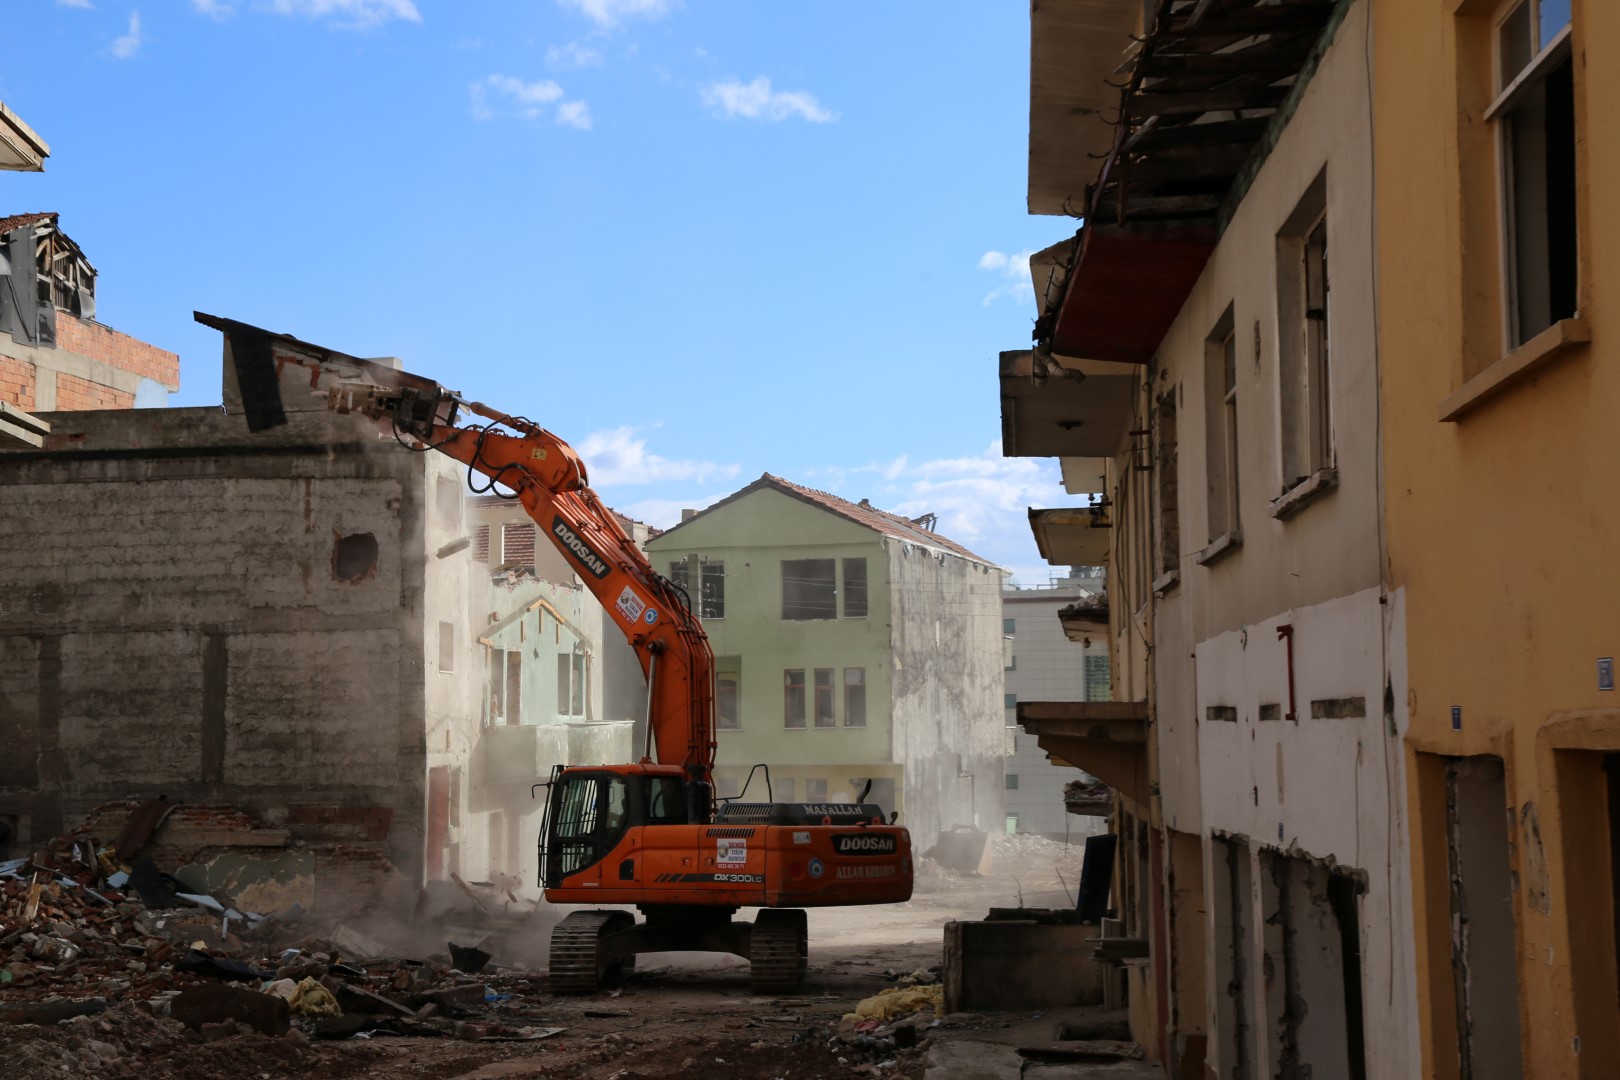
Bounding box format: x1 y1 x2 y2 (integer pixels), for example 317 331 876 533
647 778 686 825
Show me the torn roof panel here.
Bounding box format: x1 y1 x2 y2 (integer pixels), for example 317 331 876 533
1027 0 1143 216
1030 0 1344 363
0 104 49 172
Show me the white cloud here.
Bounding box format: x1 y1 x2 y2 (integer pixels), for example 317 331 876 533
559 0 668 29
470 74 565 121
978 248 1035 307
547 40 602 69
192 0 420 26
56 0 95 9
701 77 836 123
578 427 740 488
556 100 594 131
110 10 142 58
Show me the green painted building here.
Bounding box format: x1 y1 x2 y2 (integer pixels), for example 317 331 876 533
646 474 1007 844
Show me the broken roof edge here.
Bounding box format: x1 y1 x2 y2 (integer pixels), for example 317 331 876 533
1026 0 1143 216
651 472 1005 572
0 103 50 171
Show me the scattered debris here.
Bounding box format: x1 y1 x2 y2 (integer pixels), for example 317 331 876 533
171 984 291 1037
449 940 493 973
845 984 945 1022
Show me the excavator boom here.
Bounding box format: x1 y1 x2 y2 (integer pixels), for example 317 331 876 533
326 381 718 786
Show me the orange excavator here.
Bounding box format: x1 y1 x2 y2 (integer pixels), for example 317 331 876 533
202 314 913 993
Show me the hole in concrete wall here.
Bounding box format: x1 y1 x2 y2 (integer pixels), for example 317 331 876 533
1206 705 1238 723
1447 756 1524 1080
1259 704 1282 723
332 532 378 583
1212 835 1253 1079
1310 697 1366 719
1260 850 1366 1079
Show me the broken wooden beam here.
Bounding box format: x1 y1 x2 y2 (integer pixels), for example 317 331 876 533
1129 84 1290 119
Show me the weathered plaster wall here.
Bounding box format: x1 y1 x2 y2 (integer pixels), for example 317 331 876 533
1196 586 1417 1080
1374 1 1620 1074
0 405 438 892
887 541 1006 843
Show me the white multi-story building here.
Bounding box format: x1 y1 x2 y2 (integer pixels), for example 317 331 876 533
1002 569 1109 838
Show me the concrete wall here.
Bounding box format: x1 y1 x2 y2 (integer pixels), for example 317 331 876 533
886 539 1006 842
0 405 440 894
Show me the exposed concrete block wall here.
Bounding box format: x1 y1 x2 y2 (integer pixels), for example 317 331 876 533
886 542 1005 842
0 405 438 900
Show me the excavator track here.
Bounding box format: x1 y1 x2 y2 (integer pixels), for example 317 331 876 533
549 910 633 994
750 909 808 994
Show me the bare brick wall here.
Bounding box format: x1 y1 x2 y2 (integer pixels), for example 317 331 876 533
55 371 134 410
0 355 34 410
56 314 179 389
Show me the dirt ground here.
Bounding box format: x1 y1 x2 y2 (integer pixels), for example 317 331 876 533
0 834 1100 1080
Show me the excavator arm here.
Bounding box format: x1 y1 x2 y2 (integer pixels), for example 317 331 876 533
334 382 716 784
196 313 716 790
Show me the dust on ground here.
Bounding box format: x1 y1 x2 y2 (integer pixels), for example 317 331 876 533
0 834 1100 1080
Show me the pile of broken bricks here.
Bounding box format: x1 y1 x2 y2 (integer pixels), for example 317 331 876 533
0 802 565 1047
1 858 564 1044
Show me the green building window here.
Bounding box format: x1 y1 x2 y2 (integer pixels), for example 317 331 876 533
842 558 868 618
781 559 837 620
784 669 806 729
716 658 741 730
1006 773 1019 790
669 558 725 619
814 669 836 728
844 667 866 727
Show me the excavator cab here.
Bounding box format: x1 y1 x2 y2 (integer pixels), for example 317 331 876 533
539 764 698 888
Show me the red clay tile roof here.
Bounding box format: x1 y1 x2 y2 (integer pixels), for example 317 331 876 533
0 211 55 236
658 472 1002 569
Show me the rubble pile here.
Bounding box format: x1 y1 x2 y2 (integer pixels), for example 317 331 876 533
0 798 569 1063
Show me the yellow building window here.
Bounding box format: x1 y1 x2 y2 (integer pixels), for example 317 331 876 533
1487 0 1575 346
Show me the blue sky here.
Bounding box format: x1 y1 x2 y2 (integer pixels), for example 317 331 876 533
5 0 1079 582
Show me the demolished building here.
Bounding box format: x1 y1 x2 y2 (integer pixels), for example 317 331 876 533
0 316 633 916
0 212 178 422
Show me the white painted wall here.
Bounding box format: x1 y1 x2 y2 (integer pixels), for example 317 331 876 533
1196 586 1417 1080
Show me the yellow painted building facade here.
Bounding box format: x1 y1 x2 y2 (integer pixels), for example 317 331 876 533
1375 0 1620 1075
